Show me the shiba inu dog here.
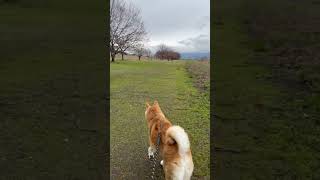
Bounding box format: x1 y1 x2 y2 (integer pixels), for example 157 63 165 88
145 100 194 180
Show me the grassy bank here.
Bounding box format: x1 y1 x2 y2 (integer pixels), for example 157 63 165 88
110 60 210 179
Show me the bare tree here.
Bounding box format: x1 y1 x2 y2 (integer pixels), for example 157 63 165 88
110 0 147 62
154 44 180 60
155 44 171 60
167 51 181 60
145 49 152 60
134 45 146 60
158 44 171 53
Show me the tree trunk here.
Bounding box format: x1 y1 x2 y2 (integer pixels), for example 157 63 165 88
111 54 115 62
121 53 124 60
139 56 141 60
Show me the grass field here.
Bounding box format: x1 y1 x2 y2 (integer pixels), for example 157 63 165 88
110 60 210 179
213 0 320 179
0 1 107 179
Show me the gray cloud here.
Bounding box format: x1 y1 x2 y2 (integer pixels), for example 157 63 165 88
126 0 210 53
178 34 210 52
197 16 210 30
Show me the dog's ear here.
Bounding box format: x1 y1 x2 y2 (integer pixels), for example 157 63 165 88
153 100 159 107
145 101 150 108
153 100 163 112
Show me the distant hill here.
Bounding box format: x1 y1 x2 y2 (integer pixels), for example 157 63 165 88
180 52 210 60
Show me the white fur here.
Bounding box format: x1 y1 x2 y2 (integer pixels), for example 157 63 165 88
166 126 190 155
172 166 185 180
148 146 155 158
166 126 194 180
183 157 194 180
169 158 193 180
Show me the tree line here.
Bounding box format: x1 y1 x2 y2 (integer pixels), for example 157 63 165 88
154 44 180 61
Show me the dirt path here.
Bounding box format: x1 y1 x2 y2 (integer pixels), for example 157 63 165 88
110 60 210 179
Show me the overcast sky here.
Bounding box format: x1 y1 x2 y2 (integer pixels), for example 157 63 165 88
126 0 210 53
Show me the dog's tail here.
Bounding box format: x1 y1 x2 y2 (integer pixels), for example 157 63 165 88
166 125 191 155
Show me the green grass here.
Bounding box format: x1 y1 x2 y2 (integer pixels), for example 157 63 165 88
0 1 106 179
110 60 210 179
213 0 320 179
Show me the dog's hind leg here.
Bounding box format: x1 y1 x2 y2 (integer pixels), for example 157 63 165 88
148 135 156 158
148 123 159 158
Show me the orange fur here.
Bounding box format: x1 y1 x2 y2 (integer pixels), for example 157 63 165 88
145 100 194 180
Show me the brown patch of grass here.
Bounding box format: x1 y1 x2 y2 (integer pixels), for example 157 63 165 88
185 60 210 93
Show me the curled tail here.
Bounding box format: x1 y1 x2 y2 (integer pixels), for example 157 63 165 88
166 125 191 155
